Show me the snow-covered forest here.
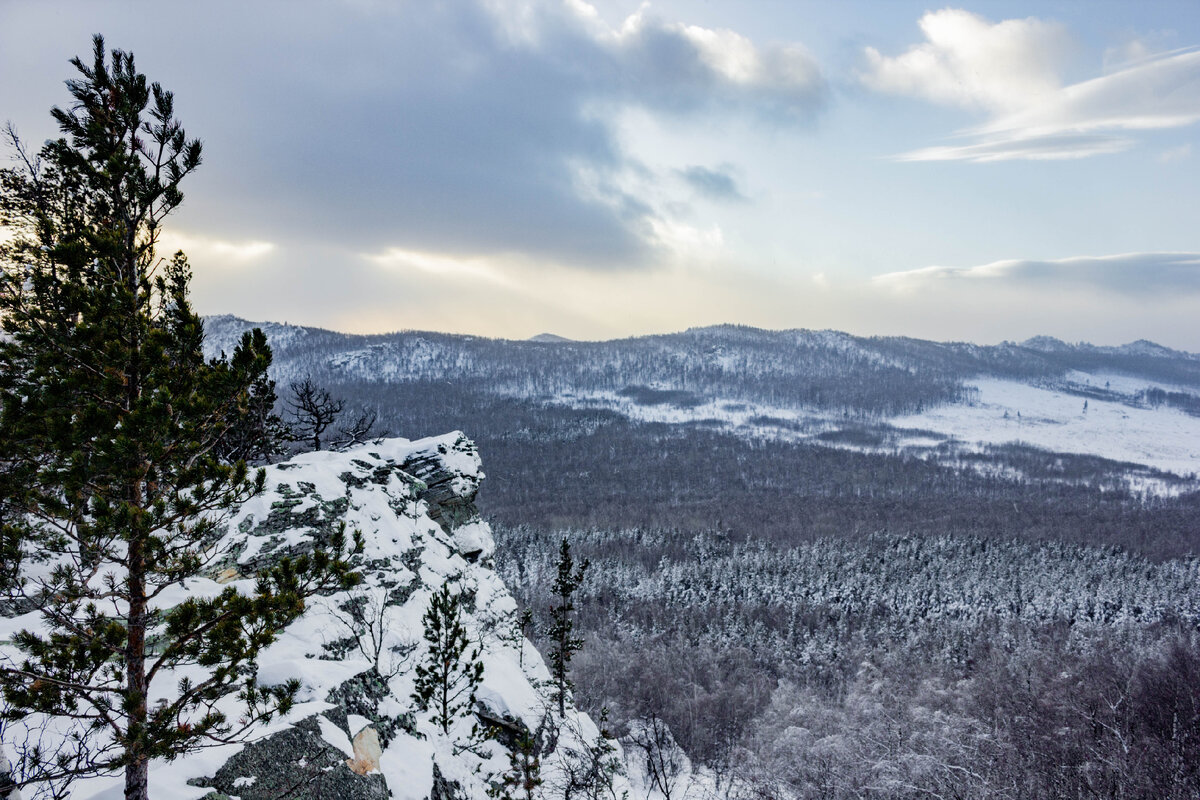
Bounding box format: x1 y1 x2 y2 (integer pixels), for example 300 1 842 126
500 525 1200 798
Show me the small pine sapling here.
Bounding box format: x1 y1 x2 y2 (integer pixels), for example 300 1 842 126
411 582 488 754
489 728 543 800
546 538 588 716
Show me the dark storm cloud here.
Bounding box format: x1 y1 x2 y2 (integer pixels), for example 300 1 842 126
677 165 747 202
1 0 825 270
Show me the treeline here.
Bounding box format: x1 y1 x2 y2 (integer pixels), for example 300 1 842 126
1142 386 1200 416
496 525 1200 799
473 413 1200 560
215 330 965 417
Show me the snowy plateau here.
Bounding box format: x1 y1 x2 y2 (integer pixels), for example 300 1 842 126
0 434 627 800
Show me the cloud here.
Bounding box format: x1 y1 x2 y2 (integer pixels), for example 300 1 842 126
364 247 514 286
896 132 1133 163
862 9 1200 161
874 252 1200 294
597 6 825 121
861 9 1069 113
677 164 747 202
232 0 824 268
158 231 276 264
3 0 825 275
1159 143 1193 163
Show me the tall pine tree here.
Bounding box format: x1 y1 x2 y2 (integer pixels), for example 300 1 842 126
547 538 588 717
0 37 359 800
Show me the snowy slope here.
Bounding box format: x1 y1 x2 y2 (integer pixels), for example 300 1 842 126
544 375 1200 492
1 435 623 800
891 377 1200 479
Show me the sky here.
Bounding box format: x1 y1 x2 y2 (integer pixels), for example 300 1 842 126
2 1 1200 348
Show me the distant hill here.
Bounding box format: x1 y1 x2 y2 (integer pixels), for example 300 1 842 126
204 314 1200 500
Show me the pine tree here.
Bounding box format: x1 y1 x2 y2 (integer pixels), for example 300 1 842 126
215 327 290 465
547 538 588 716
0 37 360 800
412 582 485 740
490 729 543 800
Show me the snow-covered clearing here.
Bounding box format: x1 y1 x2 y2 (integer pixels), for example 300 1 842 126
891 377 1200 479
547 376 1200 495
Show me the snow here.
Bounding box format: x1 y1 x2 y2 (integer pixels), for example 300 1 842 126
317 715 355 758
548 389 829 435
1063 370 1194 396
452 520 495 559
347 715 374 737
892 378 1200 479
546 374 1200 494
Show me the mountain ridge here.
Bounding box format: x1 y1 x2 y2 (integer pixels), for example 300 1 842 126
202 314 1200 495
204 314 1198 358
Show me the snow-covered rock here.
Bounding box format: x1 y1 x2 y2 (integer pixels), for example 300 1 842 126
0 746 19 800
1 433 624 800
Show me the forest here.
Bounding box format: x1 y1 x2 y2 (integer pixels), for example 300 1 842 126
500 526 1200 799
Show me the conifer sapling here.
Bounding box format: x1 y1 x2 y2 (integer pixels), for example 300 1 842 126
547 538 588 717
412 582 485 747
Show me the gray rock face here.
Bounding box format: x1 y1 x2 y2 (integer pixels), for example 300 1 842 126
400 433 483 534
326 669 414 747
429 763 468 800
191 715 388 800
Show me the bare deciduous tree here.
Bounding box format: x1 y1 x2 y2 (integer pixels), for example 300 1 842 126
287 376 344 451
326 586 416 680
334 408 379 450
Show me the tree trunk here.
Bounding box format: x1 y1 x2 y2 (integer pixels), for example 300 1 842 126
124 755 149 800
123 253 150 800
125 530 149 800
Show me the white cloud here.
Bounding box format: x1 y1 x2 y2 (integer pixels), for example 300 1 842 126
896 132 1133 163
486 0 826 119
364 247 514 285
159 231 276 264
646 218 724 262
861 9 1068 113
1103 31 1179 72
863 9 1200 161
874 252 1200 294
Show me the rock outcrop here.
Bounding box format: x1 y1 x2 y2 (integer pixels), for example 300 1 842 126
1 433 624 800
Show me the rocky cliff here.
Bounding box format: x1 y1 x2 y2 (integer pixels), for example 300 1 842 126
0 434 625 800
